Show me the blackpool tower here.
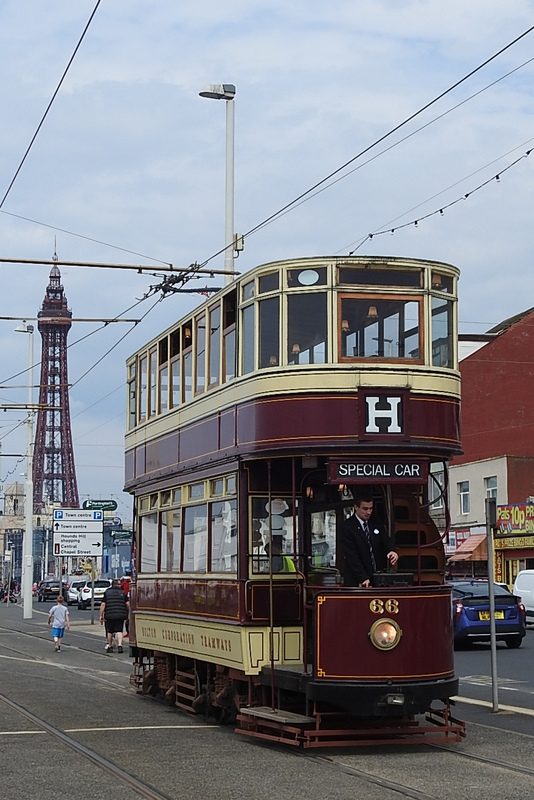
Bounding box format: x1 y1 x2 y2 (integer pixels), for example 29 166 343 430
33 262 79 512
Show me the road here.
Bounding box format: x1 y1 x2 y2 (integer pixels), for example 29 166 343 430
1 601 534 800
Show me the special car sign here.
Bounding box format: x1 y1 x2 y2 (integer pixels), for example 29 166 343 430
327 459 428 484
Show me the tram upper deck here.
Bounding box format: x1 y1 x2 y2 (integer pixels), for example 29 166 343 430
125 255 460 491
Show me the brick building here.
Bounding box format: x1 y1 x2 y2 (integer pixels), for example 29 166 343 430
446 307 534 584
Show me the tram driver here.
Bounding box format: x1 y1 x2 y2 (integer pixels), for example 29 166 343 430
340 493 398 587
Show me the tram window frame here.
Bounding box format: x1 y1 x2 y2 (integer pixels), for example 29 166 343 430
222 291 237 383
286 292 327 365
183 503 208 573
160 508 182 572
259 295 280 369
148 347 157 419
139 512 158 573
210 498 237 573
337 266 423 288
250 496 297 575
158 336 169 414
182 323 193 403
287 266 327 288
169 330 180 409
258 271 279 293
431 296 454 368
195 312 206 395
241 303 256 374
127 362 136 430
138 353 148 423
208 303 221 388
338 294 424 363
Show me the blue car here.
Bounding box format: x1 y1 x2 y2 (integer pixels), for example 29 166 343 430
450 580 526 649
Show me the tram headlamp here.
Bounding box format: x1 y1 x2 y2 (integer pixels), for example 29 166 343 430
369 618 402 650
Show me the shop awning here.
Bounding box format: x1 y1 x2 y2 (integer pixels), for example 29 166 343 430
448 533 487 562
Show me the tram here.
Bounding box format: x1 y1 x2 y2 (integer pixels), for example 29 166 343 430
124 255 465 747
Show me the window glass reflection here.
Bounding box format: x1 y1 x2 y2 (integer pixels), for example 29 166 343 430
287 293 327 365
432 297 453 367
340 298 421 360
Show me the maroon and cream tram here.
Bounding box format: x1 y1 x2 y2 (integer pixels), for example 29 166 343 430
124 255 465 747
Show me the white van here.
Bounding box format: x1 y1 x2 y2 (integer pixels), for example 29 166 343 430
513 570 534 618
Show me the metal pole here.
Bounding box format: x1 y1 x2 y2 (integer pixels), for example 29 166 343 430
486 498 499 712
224 95 235 284
22 324 34 619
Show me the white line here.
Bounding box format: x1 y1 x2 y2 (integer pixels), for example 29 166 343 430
454 695 534 716
65 724 219 732
0 730 46 736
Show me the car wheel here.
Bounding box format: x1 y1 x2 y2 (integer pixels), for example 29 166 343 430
505 636 522 649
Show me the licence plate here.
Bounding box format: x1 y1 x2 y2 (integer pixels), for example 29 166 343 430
479 611 504 620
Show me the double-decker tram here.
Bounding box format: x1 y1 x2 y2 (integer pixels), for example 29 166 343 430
125 255 465 747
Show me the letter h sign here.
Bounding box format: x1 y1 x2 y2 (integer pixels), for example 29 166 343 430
365 396 402 434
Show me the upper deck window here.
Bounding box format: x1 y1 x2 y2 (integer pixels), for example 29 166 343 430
148 347 157 418
259 296 280 368
340 296 422 360
242 280 255 301
431 297 453 368
208 304 221 387
195 313 206 394
128 363 136 430
258 272 279 293
223 291 236 383
241 304 255 374
431 271 453 293
158 338 169 414
287 267 327 287
139 354 147 423
338 266 422 288
183 323 193 403
287 293 327 365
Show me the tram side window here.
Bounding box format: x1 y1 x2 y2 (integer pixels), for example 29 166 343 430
128 363 136 430
241 304 255 374
182 324 193 403
148 347 157 418
223 291 236 383
160 510 181 572
259 296 279 368
287 293 327 365
209 304 221 387
183 505 208 572
140 513 158 572
310 509 337 568
170 330 180 408
195 313 206 394
210 499 237 572
340 297 421 360
139 354 148 423
431 297 453 368
159 337 169 414
251 496 297 574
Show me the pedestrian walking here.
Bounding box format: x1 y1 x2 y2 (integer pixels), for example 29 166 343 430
48 595 70 651
99 579 129 653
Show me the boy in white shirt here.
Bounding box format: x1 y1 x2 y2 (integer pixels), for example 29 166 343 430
48 595 70 652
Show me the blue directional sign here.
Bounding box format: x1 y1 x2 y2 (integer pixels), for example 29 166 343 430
53 508 103 521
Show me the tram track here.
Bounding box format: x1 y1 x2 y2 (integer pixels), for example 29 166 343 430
0 691 176 800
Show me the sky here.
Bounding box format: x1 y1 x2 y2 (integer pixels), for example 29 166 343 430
0 1 533 520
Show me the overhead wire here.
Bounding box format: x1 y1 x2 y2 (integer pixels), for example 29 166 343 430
197 25 534 269
0 0 104 210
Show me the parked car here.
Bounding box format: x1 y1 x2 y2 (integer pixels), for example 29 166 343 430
77 579 112 609
450 580 526 649
512 570 534 620
66 579 86 606
37 579 66 602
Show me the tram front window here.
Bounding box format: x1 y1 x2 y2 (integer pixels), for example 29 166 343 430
251 496 296 574
310 510 337 568
340 297 421 360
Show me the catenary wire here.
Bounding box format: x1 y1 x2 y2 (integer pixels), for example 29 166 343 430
0 1 104 210
197 25 534 269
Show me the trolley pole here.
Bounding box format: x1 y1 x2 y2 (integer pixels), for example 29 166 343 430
486 498 499 712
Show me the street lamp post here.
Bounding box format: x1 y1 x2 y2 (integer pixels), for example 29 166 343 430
16 321 34 619
199 83 236 284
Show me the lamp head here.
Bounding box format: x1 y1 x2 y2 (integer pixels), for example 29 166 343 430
199 84 236 101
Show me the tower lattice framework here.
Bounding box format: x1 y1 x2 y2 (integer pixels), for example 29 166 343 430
33 264 79 512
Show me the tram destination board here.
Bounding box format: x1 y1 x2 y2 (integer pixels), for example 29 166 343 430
327 458 428 484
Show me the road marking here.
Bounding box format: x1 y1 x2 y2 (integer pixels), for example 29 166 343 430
0 723 219 737
454 695 534 716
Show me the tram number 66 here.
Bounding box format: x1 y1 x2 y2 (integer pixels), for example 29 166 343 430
369 598 399 615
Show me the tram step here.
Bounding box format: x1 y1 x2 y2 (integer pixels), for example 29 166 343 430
239 706 315 725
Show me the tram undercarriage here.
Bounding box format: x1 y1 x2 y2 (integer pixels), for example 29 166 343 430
130 649 465 748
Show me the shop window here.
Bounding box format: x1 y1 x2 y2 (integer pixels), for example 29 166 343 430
458 481 470 515
485 476 497 500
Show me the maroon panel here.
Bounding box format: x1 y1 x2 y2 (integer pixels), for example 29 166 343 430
180 415 220 465
220 407 236 450
135 444 146 479
129 392 461 484
247 582 303 623
125 450 135 485
315 587 454 680
135 577 240 620
146 432 179 475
